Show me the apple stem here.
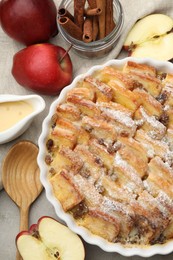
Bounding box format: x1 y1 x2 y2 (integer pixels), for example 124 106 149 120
59 44 73 63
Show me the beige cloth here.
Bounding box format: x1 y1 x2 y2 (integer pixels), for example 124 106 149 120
1 0 173 190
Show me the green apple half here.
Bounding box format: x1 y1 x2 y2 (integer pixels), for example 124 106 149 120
16 217 85 260
124 14 173 60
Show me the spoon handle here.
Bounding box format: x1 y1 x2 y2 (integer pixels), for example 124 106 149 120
16 206 30 260
20 206 29 231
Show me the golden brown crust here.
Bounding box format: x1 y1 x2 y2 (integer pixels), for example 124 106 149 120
133 88 163 117
123 61 156 77
50 170 84 211
76 209 120 242
46 61 173 246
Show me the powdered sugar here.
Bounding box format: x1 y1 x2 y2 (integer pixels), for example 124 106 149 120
98 105 135 128
114 152 143 188
140 106 166 139
73 174 103 206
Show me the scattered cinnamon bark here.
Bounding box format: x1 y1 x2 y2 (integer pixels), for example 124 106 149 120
57 0 115 43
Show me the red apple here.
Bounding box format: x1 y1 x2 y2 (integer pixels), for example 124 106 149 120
0 0 58 45
12 43 73 95
16 216 85 260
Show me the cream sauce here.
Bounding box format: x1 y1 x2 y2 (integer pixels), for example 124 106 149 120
0 101 33 132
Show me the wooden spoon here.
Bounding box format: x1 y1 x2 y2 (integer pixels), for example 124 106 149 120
2 140 43 260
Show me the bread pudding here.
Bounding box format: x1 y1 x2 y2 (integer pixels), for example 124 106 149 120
45 60 173 246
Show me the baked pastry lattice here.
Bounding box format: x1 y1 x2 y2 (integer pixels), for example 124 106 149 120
45 61 173 246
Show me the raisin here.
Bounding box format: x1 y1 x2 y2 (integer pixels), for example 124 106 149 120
156 91 168 104
95 157 103 166
45 155 52 165
107 142 121 154
46 139 54 151
159 112 169 126
157 72 167 80
142 173 148 181
107 144 115 154
51 113 58 128
49 168 56 174
98 138 104 145
72 201 88 219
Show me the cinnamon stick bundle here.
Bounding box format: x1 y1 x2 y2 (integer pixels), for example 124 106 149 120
57 0 116 43
105 0 115 36
96 0 106 39
74 0 86 30
58 17 83 40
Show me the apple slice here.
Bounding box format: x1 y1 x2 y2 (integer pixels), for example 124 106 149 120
16 216 85 260
124 14 173 49
130 33 173 61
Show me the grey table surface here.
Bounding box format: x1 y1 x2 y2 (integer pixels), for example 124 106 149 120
1 4 173 260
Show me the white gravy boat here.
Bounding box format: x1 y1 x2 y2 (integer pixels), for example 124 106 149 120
0 94 45 144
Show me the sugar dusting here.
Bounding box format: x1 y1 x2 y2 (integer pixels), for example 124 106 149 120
114 152 143 188
73 174 103 206
98 105 135 128
140 106 166 139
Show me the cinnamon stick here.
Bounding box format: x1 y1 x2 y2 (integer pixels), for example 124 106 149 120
84 7 102 16
58 7 74 22
74 0 86 30
92 16 99 41
58 17 83 40
105 0 115 36
83 17 93 43
87 0 97 8
96 0 106 39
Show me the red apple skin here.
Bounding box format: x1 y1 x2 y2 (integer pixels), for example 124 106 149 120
12 44 73 95
16 216 58 243
0 0 58 45
16 230 31 243
29 224 38 234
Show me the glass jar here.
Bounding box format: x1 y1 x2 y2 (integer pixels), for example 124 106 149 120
57 0 124 58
